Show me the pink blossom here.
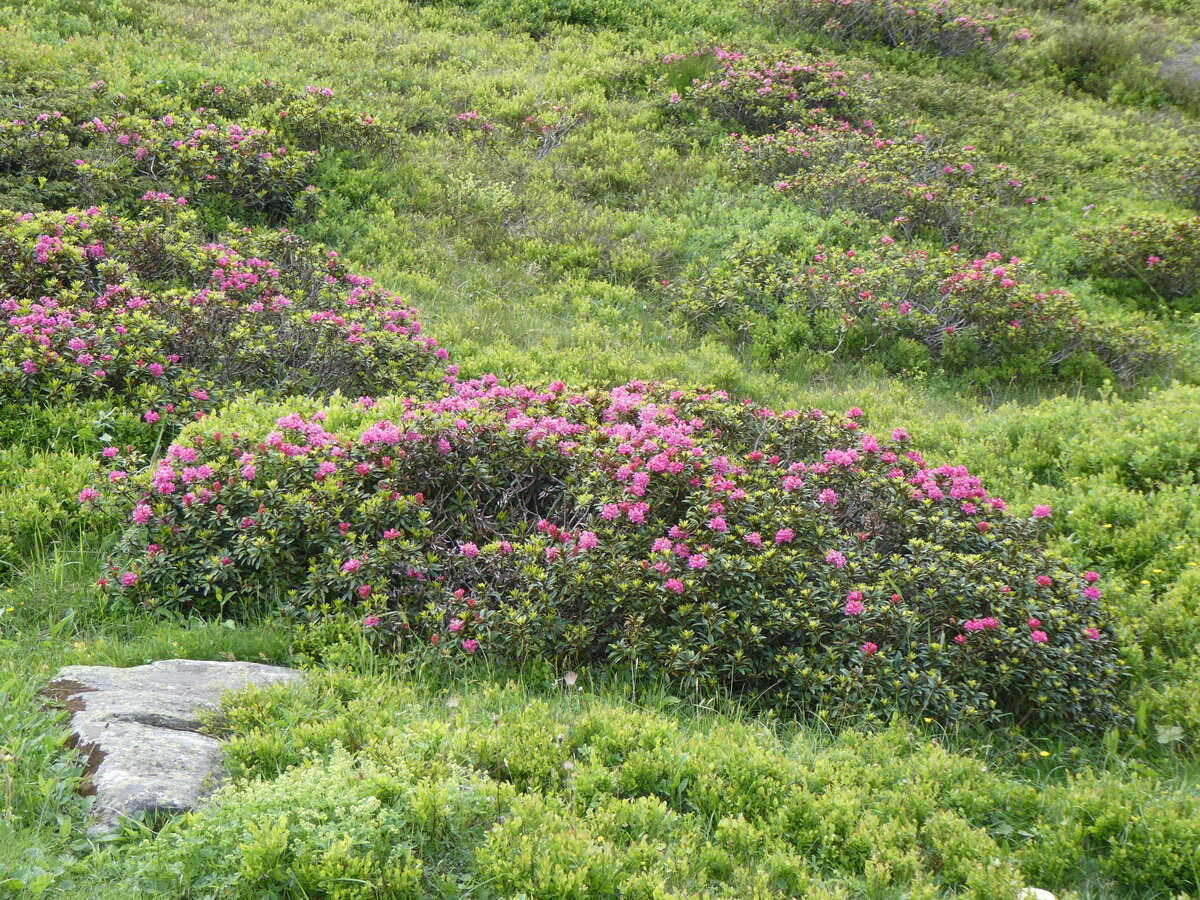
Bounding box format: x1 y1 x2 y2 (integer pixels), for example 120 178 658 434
1086 627 1101 640
578 531 598 550
825 549 847 568
78 487 100 503
120 571 138 587
363 615 381 628
774 528 794 544
460 542 479 558
819 489 838 506
665 578 684 594
342 559 362 573
449 618 465 633
1031 630 1048 643
462 639 479 653
861 641 878 656
745 532 763 548
132 504 153 525
688 553 708 570
1032 504 1052 519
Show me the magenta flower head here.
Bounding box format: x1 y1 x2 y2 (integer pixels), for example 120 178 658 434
363 615 381 628
1031 630 1049 643
578 531 599 551
861 641 878 656
78 487 100 504
460 542 479 558
462 638 479 653
1032 504 1052 519
687 553 708 570
825 549 847 569
665 578 684 594
774 527 795 545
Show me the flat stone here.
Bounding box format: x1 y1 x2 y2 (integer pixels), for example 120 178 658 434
46 659 302 833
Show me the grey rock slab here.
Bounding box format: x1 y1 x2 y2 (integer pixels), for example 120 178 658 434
46 659 302 833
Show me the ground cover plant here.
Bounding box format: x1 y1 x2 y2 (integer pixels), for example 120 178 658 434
0 0 1198 895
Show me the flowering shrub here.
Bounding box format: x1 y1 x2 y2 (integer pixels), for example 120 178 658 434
173 80 405 158
671 239 1166 383
0 204 446 444
97 379 1122 730
1077 212 1200 307
767 0 1033 57
1143 145 1200 209
735 124 1045 243
671 48 874 133
0 103 317 223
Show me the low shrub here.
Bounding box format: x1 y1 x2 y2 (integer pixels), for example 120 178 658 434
0 203 446 446
669 47 875 133
766 0 1034 58
97 380 1123 731
111 674 1200 897
670 238 1167 384
734 124 1045 244
1077 211 1200 308
0 447 96 577
1144 144 1200 209
0 95 316 223
0 80 404 222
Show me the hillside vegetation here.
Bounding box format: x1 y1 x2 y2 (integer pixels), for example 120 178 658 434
0 0 1198 896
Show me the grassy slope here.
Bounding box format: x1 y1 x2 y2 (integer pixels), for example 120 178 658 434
1 0 1198 895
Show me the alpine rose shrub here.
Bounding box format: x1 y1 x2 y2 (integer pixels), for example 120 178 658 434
768 0 1033 58
671 239 1167 383
1077 212 1200 307
672 48 875 133
1143 145 1200 210
0 104 317 223
98 380 1122 731
0 204 445 443
734 124 1045 244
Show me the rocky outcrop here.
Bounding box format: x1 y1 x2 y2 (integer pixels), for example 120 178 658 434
46 659 301 833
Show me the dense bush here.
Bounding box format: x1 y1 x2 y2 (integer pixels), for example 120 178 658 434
671 238 1167 383
733 123 1045 244
1077 211 1200 308
669 48 875 133
766 0 1033 57
1144 144 1200 209
0 203 446 445
0 95 316 223
96 380 1122 730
